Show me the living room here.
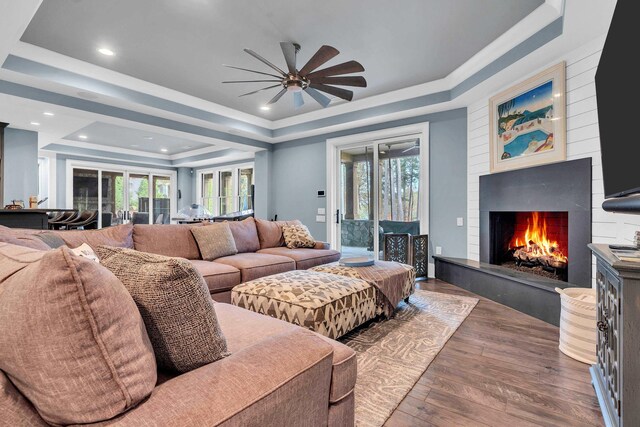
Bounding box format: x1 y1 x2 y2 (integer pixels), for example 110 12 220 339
0 0 635 426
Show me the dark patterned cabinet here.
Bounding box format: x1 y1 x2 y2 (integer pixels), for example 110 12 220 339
589 244 640 427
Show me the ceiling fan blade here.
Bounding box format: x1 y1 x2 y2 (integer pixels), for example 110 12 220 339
309 76 367 87
244 48 287 76
305 87 331 108
306 60 365 80
266 88 287 105
298 45 339 77
223 80 282 83
309 83 353 101
280 42 298 75
239 84 281 97
402 146 417 154
223 64 283 79
293 91 304 109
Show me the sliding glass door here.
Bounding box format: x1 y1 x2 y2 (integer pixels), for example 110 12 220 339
336 135 424 260
68 162 176 228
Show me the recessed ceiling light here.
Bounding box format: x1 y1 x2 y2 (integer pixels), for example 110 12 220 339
259 105 271 111
160 148 168 152
78 134 88 140
30 121 40 126
98 47 115 56
43 112 54 116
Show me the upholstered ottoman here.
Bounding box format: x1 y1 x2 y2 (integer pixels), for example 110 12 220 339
310 261 416 317
231 270 377 339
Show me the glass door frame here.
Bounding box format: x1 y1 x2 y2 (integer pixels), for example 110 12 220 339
65 160 178 228
326 122 430 262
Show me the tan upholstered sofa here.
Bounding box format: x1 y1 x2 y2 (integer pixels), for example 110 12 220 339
0 220 355 426
4 217 341 303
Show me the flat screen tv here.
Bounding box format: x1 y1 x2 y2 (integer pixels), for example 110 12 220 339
596 0 639 199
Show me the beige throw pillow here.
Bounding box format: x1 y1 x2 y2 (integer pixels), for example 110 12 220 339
0 243 156 425
96 246 230 373
282 224 316 249
191 222 238 261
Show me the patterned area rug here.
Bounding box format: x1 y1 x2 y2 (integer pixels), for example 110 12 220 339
340 289 479 427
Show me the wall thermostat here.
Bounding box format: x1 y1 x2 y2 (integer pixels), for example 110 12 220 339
317 190 325 198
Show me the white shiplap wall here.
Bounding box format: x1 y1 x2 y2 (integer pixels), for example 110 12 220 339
466 37 640 286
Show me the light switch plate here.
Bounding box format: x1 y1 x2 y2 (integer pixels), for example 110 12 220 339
436 246 442 255
318 208 326 215
457 217 464 227
316 215 326 223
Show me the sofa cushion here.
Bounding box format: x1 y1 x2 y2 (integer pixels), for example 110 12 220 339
0 243 156 425
96 246 230 373
215 302 357 404
50 223 134 250
0 228 50 251
133 224 202 259
258 247 341 270
215 252 295 282
189 260 242 293
282 224 316 249
0 370 48 427
225 217 260 253
255 218 302 249
191 222 237 261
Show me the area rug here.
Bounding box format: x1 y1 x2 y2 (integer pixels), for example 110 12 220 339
340 289 479 427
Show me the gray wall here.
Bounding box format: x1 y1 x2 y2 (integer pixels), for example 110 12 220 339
3 128 39 205
270 108 468 258
254 150 273 220
177 167 194 210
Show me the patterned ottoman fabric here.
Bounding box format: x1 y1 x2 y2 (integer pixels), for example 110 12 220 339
310 261 416 317
231 270 377 339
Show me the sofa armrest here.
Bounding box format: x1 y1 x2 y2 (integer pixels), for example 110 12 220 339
314 241 331 250
93 329 334 427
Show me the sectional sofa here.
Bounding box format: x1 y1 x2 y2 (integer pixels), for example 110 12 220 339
0 219 355 426
5 217 341 303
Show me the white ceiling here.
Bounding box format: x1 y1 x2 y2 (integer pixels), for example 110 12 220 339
20 0 544 120
63 122 212 156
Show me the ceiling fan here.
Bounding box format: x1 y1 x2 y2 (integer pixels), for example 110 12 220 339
223 42 367 109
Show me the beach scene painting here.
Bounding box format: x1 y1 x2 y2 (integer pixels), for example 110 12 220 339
489 62 566 173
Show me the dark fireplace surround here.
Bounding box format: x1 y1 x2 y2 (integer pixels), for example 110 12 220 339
480 158 592 287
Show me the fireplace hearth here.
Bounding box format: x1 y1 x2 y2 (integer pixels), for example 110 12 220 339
490 211 569 281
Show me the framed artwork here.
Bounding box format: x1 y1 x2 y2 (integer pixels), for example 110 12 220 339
489 62 566 173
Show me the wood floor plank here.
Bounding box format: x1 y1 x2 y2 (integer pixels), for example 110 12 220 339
386 279 603 427
396 395 490 427
424 389 540 427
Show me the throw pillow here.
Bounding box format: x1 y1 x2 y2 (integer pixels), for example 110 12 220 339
95 246 230 373
255 218 302 249
70 243 100 263
282 224 316 249
225 217 261 253
191 222 238 261
0 243 156 425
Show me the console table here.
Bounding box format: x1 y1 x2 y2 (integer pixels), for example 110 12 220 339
589 244 640 427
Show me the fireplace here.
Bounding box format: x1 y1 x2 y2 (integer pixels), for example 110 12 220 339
490 211 569 281
479 158 592 287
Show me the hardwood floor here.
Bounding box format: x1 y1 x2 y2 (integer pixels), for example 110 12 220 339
384 279 603 427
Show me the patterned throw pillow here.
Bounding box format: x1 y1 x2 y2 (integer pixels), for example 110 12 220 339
95 246 230 373
282 224 316 249
191 222 238 261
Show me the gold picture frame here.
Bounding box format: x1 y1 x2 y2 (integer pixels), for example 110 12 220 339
489 62 566 173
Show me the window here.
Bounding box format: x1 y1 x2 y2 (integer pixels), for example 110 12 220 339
67 161 177 228
197 164 254 216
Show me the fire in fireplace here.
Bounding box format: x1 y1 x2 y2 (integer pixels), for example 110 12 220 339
490 211 569 281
